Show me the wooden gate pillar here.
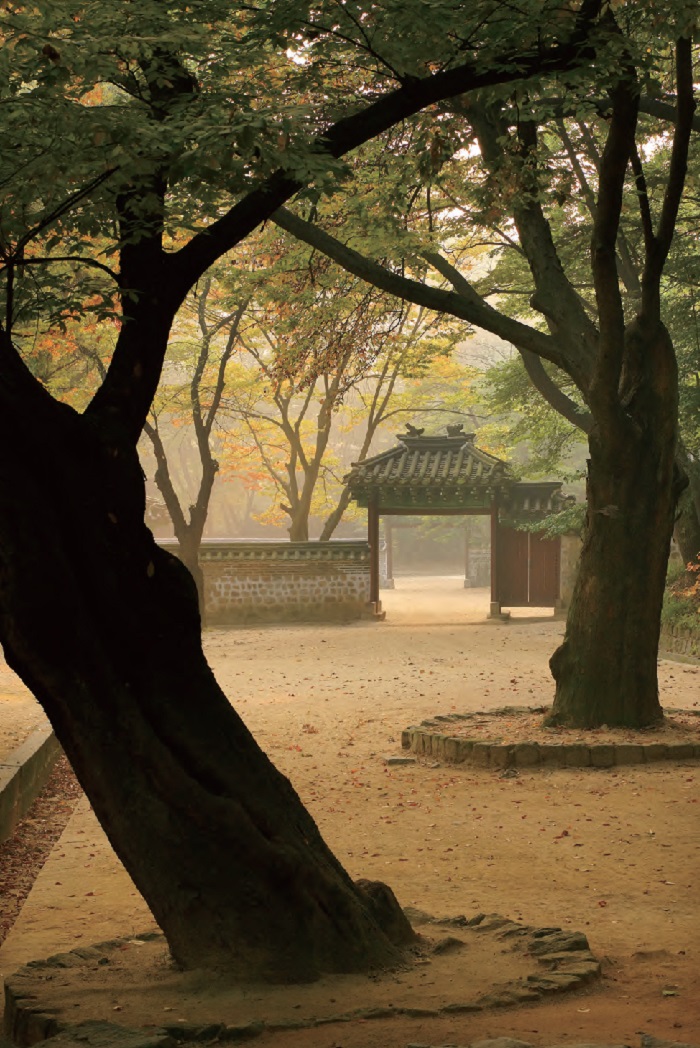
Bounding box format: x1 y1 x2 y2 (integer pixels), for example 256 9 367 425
488 498 503 618
368 500 381 610
384 516 395 589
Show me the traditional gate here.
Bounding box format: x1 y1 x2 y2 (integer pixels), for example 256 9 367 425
345 426 569 618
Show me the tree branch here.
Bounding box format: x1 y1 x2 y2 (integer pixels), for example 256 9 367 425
10 255 120 283
642 36 696 313
555 118 597 219
82 5 603 444
167 11 603 305
143 417 189 541
272 207 563 368
14 169 118 255
629 143 655 256
573 117 641 300
639 92 700 133
589 72 639 410
240 416 292 498
520 350 592 433
205 301 248 436
462 100 598 387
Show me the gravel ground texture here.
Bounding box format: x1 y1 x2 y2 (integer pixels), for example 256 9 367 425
0 757 82 947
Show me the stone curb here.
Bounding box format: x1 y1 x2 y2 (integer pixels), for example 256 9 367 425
4 917 603 1046
0 727 61 846
401 706 700 770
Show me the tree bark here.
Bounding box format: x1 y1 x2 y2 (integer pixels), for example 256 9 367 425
287 515 310 542
548 321 678 727
0 349 414 979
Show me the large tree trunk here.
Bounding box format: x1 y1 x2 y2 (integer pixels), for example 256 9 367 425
287 515 310 541
547 321 678 728
286 487 315 541
0 353 414 979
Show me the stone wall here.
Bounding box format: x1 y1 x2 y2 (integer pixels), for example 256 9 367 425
558 534 582 609
161 540 371 625
660 624 700 659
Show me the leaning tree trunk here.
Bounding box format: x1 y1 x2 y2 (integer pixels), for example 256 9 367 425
548 320 678 728
0 353 414 979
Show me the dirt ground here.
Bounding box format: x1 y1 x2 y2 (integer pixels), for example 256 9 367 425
0 653 48 762
1 578 700 1046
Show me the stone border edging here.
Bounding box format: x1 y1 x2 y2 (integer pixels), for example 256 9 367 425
0 727 61 846
401 706 700 770
4 916 602 1046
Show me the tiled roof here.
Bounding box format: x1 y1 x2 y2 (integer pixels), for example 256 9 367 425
346 430 570 516
346 432 511 508
503 481 569 517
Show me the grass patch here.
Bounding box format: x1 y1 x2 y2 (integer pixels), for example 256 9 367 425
662 555 700 631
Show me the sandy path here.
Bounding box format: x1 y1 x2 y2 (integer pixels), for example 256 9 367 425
0 657 48 762
1 579 699 1045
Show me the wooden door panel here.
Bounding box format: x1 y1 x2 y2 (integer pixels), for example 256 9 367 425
529 532 560 605
498 527 529 606
497 526 561 607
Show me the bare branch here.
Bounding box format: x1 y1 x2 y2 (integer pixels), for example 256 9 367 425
629 144 655 256
205 300 249 435
555 118 597 220
644 36 696 305
589 72 639 409
15 169 118 255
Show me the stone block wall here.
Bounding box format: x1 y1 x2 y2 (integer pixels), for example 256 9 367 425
558 534 582 609
161 540 371 625
660 624 700 659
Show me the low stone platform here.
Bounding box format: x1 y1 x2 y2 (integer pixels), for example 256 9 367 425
4 915 602 1047
402 706 700 770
